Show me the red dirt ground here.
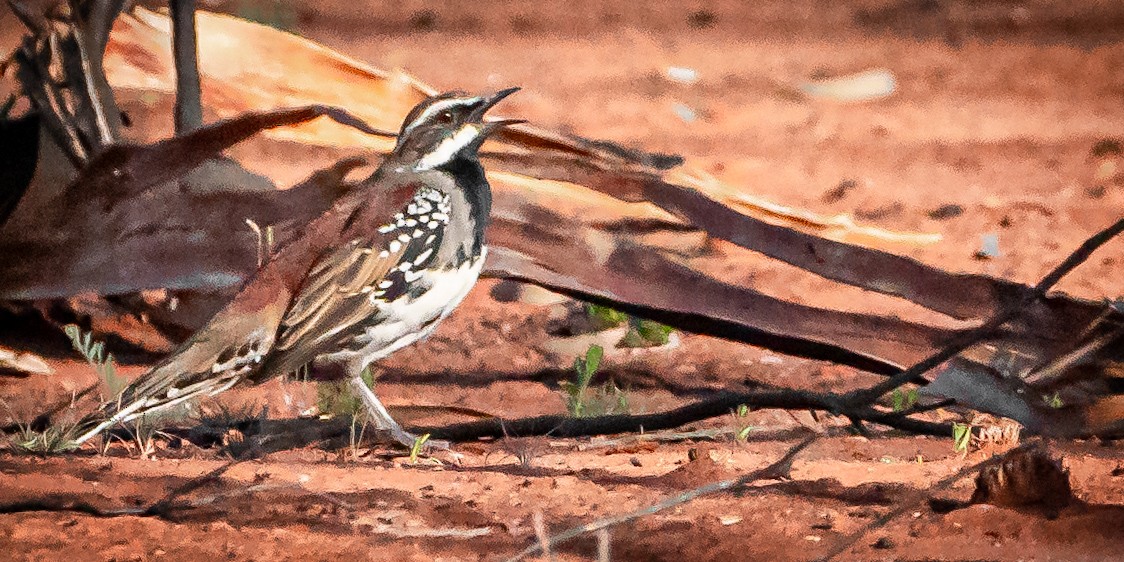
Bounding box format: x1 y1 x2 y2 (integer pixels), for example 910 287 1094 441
3 1 1124 560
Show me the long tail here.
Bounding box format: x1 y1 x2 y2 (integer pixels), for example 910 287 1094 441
70 360 251 446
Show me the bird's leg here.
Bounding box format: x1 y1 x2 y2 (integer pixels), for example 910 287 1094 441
347 373 450 451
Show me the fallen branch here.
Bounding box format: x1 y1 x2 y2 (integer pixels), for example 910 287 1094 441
844 216 1124 408
417 390 950 443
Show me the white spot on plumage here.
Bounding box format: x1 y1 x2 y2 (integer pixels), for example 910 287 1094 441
378 250 389 258
414 248 433 264
405 218 417 227
377 224 395 234
389 240 401 253
428 221 439 229
397 233 411 243
417 215 429 223
378 280 394 289
413 229 424 238
321 250 488 366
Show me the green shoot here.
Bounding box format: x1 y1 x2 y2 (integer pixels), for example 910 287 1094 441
891 388 919 412
1044 392 1064 409
618 318 675 348
633 319 674 346
952 422 972 453
562 345 602 417
63 324 126 399
409 433 431 464
733 404 754 441
561 345 629 417
586 304 628 331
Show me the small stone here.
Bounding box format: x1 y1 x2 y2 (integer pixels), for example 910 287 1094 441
665 66 699 85
927 204 964 220
872 537 894 549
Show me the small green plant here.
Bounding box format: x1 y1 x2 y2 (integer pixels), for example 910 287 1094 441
891 388 919 412
562 345 602 417
586 303 628 330
64 324 126 399
561 345 630 417
618 318 675 348
586 304 674 347
408 433 431 464
952 422 972 453
1044 392 1064 409
9 422 79 453
733 404 754 441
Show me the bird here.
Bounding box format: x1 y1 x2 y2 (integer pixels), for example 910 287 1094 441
71 87 523 450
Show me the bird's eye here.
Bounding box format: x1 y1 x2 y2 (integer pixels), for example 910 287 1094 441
436 110 454 124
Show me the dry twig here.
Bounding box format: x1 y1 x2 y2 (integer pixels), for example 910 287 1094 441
503 436 818 562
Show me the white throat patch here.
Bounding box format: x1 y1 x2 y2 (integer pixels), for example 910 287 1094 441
415 125 482 170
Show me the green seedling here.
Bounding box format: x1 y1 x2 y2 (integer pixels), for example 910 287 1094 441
1044 392 1064 409
562 345 603 417
891 388 919 412
618 317 675 348
560 345 630 417
733 404 754 441
586 304 628 331
64 324 126 399
952 422 972 453
409 433 431 464
586 304 675 348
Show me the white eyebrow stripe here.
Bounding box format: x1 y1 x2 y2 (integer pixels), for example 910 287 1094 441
401 97 483 136
415 125 482 170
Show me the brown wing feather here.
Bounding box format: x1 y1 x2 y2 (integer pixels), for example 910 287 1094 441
257 180 435 376
94 179 418 422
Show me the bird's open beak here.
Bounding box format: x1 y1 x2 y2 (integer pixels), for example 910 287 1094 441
470 87 523 125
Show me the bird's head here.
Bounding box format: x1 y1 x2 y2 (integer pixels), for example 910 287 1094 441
392 87 522 171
